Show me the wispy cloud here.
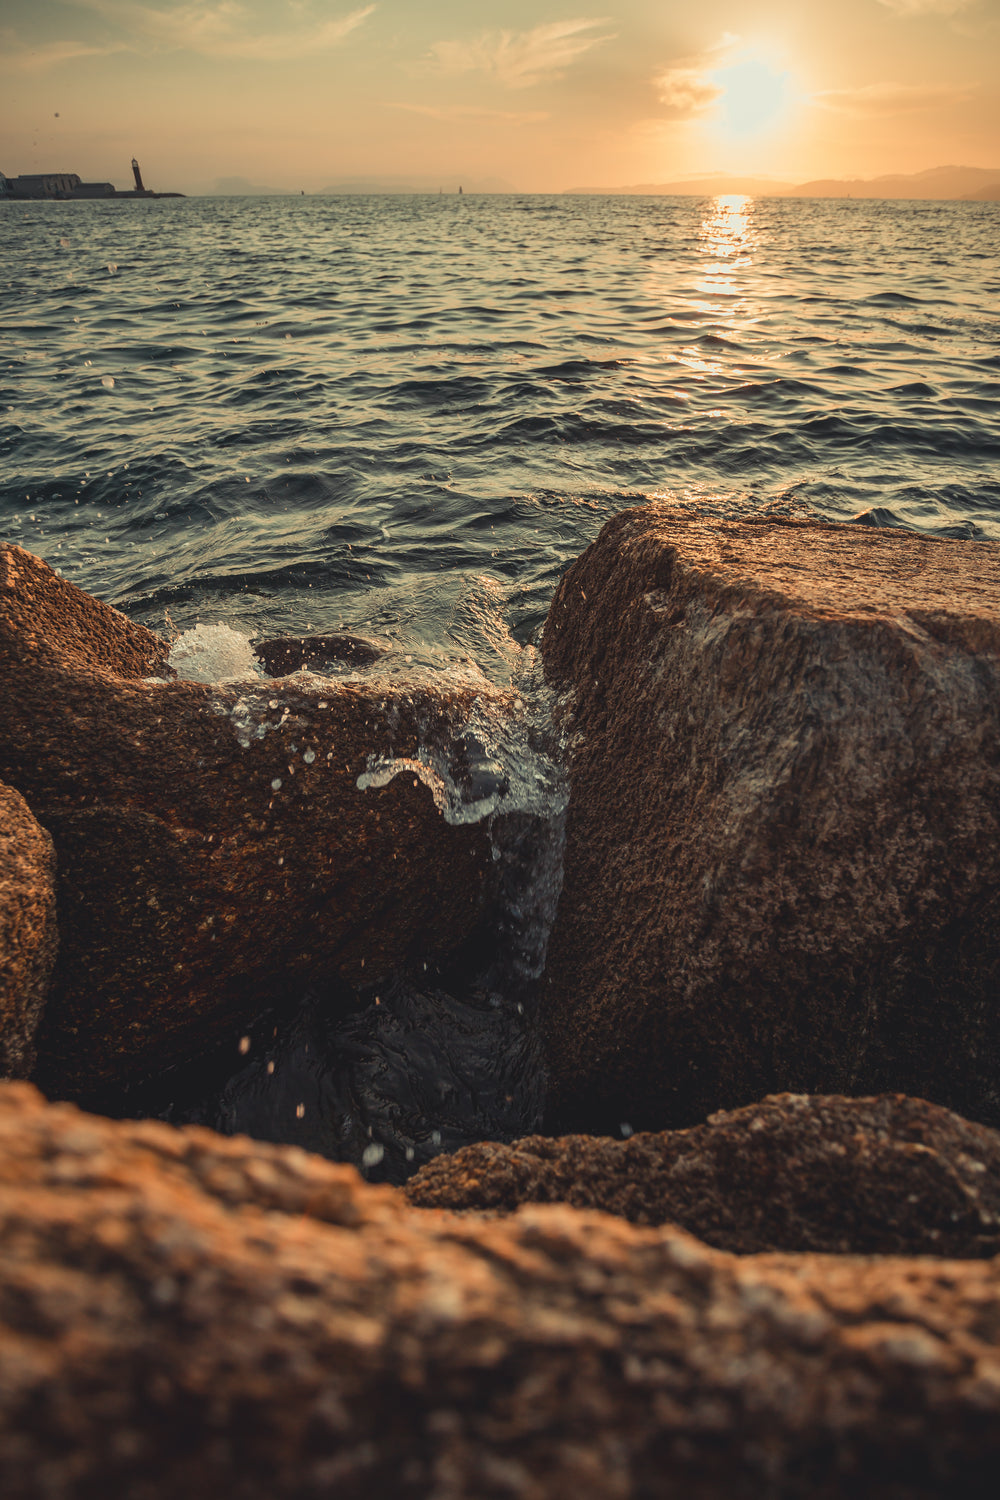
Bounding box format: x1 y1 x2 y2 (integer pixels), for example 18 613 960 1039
389 103 549 125
0 31 123 71
55 1 375 63
428 19 614 90
875 0 979 15
814 81 978 114
654 68 723 118
652 33 738 119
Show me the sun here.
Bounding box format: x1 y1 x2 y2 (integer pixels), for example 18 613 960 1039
708 51 796 144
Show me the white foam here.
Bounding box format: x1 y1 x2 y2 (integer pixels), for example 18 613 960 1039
168 623 263 684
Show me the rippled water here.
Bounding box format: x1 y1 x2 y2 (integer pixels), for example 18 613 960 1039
3 192 998 677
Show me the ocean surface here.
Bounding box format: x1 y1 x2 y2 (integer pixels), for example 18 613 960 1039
3 192 999 682
4 192 1000 1173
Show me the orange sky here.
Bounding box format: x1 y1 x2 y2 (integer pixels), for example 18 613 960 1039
1 1 998 192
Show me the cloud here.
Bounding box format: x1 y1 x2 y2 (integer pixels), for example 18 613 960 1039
654 68 723 118
652 33 740 119
388 103 549 125
429 19 614 90
56 1 375 62
875 0 979 15
814 81 978 114
0 31 123 71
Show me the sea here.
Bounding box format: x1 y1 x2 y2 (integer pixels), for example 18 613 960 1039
3 192 999 684
3 192 1000 1175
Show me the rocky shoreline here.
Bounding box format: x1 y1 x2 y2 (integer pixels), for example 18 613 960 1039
3 507 1000 1495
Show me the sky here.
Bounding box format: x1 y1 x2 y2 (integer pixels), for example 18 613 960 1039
1 0 998 192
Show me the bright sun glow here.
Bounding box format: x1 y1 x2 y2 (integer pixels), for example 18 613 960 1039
709 53 795 143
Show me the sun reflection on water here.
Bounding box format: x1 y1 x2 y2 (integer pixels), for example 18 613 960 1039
699 195 755 281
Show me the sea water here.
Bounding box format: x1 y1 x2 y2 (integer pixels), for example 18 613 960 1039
3 192 998 678
3 192 999 1173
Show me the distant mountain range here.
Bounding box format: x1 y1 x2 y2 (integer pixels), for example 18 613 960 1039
573 165 1000 201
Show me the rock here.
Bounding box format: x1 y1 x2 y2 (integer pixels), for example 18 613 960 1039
0 546 506 1101
253 633 384 676
0 784 57 1077
4 1081 1000 1498
407 1092 1000 1257
540 506 1000 1132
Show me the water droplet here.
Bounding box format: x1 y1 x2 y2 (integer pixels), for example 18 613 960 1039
238 1035 251 1055
266 1060 275 1075
295 1102 305 1119
361 1143 385 1168
620 1122 633 1138
271 778 282 790
303 748 316 764
101 376 115 389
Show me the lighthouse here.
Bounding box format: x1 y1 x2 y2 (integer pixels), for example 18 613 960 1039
131 157 148 195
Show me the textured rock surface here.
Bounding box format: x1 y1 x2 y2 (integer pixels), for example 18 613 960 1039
4 1082 1000 1499
0 784 57 1077
408 1093 1000 1257
0 546 502 1101
540 506 1000 1132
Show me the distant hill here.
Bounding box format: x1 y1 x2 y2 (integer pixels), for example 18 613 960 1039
963 181 1000 201
785 165 1000 200
570 174 792 197
572 165 1000 202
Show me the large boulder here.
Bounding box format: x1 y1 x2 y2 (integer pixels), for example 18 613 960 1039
407 1092 1000 1257
540 507 1000 1132
4 1081 1000 1498
0 546 511 1101
0 784 57 1077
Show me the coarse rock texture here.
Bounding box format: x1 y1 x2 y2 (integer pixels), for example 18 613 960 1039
540 506 1000 1134
0 546 502 1101
408 1092 1000 1258
0 784 58 1078
4 1082 1000 1499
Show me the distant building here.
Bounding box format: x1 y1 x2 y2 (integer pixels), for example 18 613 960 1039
9 173 82 199
0 172 10 198
71 182 117 199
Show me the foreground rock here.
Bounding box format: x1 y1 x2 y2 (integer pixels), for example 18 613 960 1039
408 1092 1000 1257
3 1082 1000 1498
540 507 1000 1132
0 785 57 1077
0 546 510 1101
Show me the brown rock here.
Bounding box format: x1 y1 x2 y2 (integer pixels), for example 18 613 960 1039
407 1092 1000 1257
540 506 1000 1132
0 546 503 1100
3 1081 1000 1498
0 784 57 1077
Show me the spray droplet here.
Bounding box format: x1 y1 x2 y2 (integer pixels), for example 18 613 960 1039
295 1102 305 1119
271 778 282 791
101 376 115 389
238 1035 251 1056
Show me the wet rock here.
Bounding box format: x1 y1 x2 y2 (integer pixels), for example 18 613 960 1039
4 1081 1000 1499
408 1092 1000 1257
540 506 1000 1132
0 546 502 1101
253 633 384 676
0 784 57 1077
